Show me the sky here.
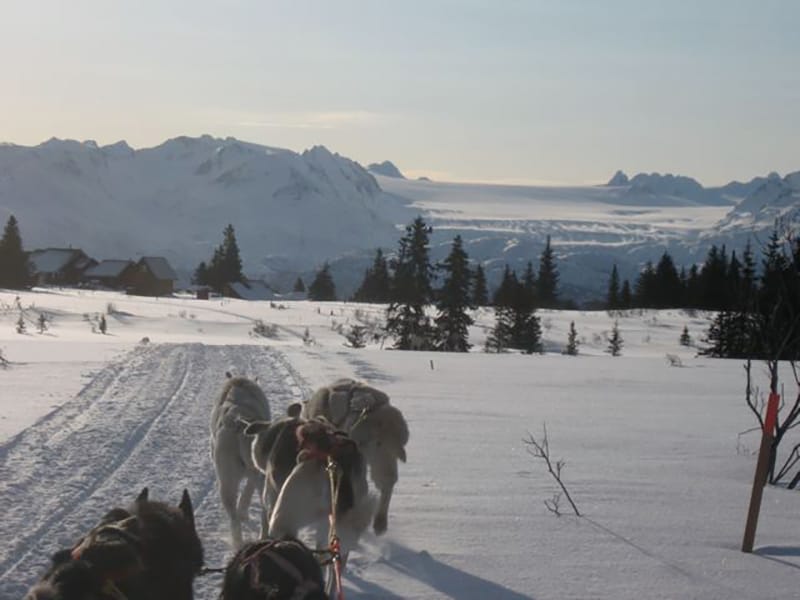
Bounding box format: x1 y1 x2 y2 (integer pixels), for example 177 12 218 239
1 0 799 186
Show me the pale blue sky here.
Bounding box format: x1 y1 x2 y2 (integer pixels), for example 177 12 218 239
2 1 798 185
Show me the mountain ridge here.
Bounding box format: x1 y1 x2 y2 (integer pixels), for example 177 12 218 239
1 135 798 300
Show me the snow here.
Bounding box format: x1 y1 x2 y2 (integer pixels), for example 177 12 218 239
1 287 798 599
2 136 797 302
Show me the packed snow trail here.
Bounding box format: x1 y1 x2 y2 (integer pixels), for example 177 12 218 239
0 343 308 599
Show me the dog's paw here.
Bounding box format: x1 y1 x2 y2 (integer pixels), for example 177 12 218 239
373 514 387 535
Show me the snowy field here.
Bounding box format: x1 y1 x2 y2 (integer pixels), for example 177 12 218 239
0 288 798 599
377 175 730 232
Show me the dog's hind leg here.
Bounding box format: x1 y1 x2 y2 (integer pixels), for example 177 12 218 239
268 461 326 540
215 434 246 546
236 471 261 524
368 451 398 535
219 472 244 547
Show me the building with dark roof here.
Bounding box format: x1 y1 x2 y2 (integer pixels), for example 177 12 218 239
28 248 96 285
124 257 178 296
82 260 135 289
224 279 276 301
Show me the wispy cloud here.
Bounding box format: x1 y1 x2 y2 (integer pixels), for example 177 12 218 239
238 110 384 130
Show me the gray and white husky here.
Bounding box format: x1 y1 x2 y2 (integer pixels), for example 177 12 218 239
245 416 375 570
210 373 271 546
303 378 409 534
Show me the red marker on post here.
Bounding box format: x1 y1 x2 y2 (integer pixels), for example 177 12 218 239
742 392 780 552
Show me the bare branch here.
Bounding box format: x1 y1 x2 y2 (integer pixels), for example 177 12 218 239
523 424 580 517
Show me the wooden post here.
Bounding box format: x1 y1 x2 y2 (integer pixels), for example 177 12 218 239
742 392 780 552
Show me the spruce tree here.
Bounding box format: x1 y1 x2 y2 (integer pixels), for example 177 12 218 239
607 264 620 310
685 265 701 308
634 261 656 308
653 252 681 308
308 263 337 301
354 248 391 303
192 261 208 286
620 279 633 309
679 325 692 347
492 265 518 308
521 261 537 308
510 306 543 354
537 235 559 308
740 241 757 309
386 217 435 350
206 246 225 292
220 224 244 285
485 306 513 353
565 321 579 355
606 321 623 356
472 263 489 307
434 235 473 352
0 215 32 289
487 267 541 354
293 277 306 293
345 324 367 348
699 245 729 310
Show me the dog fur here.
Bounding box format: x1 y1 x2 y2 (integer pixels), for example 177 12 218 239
245 417 375 569
25 488 203 600
210 373 272 547
303 378 408 534
219 537 326 600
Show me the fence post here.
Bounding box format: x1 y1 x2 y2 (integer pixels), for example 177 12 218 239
741 392 780 552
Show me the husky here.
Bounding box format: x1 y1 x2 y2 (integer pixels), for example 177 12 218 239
245 417 375 577
26 488 203 600
303 378 408 534
219 537 326 600
211 373 272 546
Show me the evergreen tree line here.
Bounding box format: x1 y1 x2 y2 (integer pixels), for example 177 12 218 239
607 242 759 312
603 225 800 360
702 228 800 359
369 218 561 353
354 234 560 310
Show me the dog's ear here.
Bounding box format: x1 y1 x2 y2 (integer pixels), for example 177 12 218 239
179 489 195 528
397 447 407 463
244 420 272 436
225 371 233 379
287 403 302 418
136 487 149 503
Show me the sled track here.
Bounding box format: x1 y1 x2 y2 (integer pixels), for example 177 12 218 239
0 343 305 599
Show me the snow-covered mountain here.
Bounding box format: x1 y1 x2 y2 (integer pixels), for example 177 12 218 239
1 135 798 301
0 136 413 287
367 160 405 179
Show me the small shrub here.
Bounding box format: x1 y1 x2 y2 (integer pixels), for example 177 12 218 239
16 313 26 334
98 314 107 334
606 321 623 356
345 325 367 348
679 325 692 347
37 312 48 334
251 320 279 338
564 321 579 356
106 302 116 315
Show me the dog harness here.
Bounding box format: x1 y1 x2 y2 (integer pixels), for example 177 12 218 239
238 540 324 600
